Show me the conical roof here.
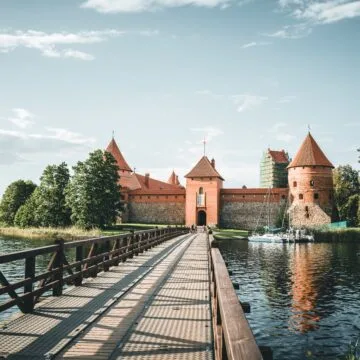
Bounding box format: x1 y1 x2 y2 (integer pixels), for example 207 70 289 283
288 133 334 169
167 170 180 185
106 138 132 172
185 156 224 180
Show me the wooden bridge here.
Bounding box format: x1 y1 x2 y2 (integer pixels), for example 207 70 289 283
0 227 269 360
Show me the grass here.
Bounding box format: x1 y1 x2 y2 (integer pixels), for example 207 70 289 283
0 226 103 241
212 228 249 240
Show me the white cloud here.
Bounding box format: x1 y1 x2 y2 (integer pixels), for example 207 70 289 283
81 0 236 13
270 122 288 132
277 0 360 24
276 133 296 142
195 89 224 99
232 94 268 112
278 95 297 103
241 41 271 48
190 126 224 142
0 29 156 60
264 23 312 39
0 109 96 165
8 108 34 129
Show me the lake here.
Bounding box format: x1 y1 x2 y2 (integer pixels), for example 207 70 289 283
218 239 360 360
1 236 360 359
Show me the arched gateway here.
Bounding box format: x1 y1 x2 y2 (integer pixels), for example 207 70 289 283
197 210 207 226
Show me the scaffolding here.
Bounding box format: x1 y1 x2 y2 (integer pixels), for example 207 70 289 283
260 150 289 188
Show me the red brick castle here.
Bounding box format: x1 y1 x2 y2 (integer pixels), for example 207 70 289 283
106 132 334 229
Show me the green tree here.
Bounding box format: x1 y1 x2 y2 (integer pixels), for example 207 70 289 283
66 149 121 229
341 194 359 227
0 180 37 226
14 162 71 228
333 165 360 224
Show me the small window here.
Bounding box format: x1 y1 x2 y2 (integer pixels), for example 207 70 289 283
281 195 286 199
148 196 150 199
305 212 310 218
305 206 309 212
243 195 245 198
293 181 297 187
199 187 204 194
175 195 177 199
299 194 303 200
310 180 314 186
314 193 319 200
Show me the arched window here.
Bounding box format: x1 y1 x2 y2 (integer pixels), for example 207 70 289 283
299 194 303 200
293 181 297 187
197 187 205 207
314 193 319 200
310 180 314 186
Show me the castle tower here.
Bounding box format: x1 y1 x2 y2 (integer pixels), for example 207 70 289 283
287 133 334 227
167 170 181 186
184 157 224 227
260 149 290 188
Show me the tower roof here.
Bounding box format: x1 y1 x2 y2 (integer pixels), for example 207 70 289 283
167 170 180 186
105 138 132 172
287 133 334 169
268 149 289 164
185 156 224 180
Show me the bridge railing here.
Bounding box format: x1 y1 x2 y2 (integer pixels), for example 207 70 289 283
0 226 188 315
208 233 264 360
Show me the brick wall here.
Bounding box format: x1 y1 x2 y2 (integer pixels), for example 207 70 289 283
128 202 185 224
220 201 284 230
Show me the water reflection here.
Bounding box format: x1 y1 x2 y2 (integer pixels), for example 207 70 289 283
219 239 360 360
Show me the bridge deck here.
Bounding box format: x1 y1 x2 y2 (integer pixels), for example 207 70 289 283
0 233 213 360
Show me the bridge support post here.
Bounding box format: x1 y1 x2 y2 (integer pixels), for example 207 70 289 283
74 246 83 286
53 239 64 296
23 256 35 313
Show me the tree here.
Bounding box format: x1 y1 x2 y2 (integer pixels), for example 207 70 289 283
333 165 360 225
0 180 37 226
66 149 121 229
14 162 71 228
341 194 359 227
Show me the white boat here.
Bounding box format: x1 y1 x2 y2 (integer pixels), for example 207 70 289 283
248 233 284 243
281 228 314 242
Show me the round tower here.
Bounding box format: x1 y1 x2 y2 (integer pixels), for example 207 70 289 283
287 133 334 227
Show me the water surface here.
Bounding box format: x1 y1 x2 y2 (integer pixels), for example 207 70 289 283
219 239 360 360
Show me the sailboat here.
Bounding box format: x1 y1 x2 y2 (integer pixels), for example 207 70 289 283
248 187 284 243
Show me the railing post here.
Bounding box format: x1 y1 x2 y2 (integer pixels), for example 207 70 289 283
53 239 64 296
103 240 110 271
74 245 83 286
23 256 35 313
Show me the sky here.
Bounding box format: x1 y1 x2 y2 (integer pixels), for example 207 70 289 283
0 0 359 195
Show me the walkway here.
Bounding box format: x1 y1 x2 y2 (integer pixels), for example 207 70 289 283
0 233 213 360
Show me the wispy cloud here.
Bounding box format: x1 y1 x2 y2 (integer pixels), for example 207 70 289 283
8 108 35 129
0 29 157 60
80 0 238 13
264 23 312 39
241 41 271 48
0 109 96 165
195 89 224 99
278 0 360 24
232 94 268 112
268 122 295 143
278 95 297 103
190 126 224 142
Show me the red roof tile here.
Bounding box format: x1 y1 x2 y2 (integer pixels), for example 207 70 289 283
268 149 289 164
130 173 184 194
106 138 132 172
167 171 181 186
288 133 334 168
185 156 224 180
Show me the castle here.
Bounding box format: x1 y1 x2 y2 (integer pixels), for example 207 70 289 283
106 132 334 229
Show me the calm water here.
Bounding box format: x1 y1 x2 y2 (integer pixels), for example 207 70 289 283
0 236 74 321
219 240 360 360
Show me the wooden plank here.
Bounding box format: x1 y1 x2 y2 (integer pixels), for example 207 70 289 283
211 247 262 360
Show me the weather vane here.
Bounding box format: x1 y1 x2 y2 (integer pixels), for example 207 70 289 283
308 124 311 133
112 130 115 139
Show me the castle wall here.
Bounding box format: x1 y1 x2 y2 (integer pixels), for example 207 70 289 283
220 189 288 230
127 193 185 224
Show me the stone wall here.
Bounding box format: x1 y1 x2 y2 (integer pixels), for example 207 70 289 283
220 201 284 230
289 203 331 228
128 202 185 225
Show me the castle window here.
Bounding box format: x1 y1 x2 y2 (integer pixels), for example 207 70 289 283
197 187 205 207
305 212 310 218
147 196 150 199
310 180 314 186
282 195 286 199
305 206 309 212
314 193 319 200
293 181 297 187
175 195 177 199
243 195 245 198
299 194 303 200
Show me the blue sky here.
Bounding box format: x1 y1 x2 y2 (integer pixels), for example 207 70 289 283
0 0 359 195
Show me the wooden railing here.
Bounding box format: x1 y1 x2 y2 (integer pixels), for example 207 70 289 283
208 233 264 360
0 227 188 315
